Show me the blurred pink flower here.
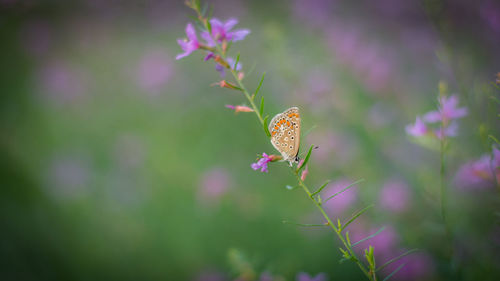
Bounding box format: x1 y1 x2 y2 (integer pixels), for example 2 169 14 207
454 153 496 190
327 27 362 64
322 179 358 215
37 60 88 104
383 251 435 281
434 121 458 140
296 272 327 281
136 49 173 93
379 179 411 213
423 95 468 123
405 116 428 137
480 0 500 33
351 225 400 262
225 104 253 113
198 168 231 205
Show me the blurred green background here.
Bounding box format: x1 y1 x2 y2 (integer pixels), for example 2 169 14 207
1 0 500 280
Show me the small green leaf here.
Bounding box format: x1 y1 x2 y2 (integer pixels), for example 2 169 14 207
365 246 375 269
297 144 314 173
382 263 406 281
206 19 212 32
194 0 201 10
263 115 271 137
342 204 374 230
345 231 351 246
323 179 365 204
259 96 265 116
339 248 350 259
254 72 266 97
352 226 386 247
234 53 241 70
311 179 331 197
376 249 418 272
201 1 208 16
489 135 500 145
489 95 500 105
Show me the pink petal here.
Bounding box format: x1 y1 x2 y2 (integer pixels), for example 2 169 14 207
224 18 239 31
422 111 442 123
185 23 197 41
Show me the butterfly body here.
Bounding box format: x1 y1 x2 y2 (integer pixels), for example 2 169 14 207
269 107 301 165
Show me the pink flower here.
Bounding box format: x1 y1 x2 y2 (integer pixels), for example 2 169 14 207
405 116 428 137
209 18 250 43
296 272 327 281
176 23 201 60
423 95 468 123
379 179 411 213
434 121 458 140
251 153 273 173
300 164 309 181
225 104 253 113
454 154 496 190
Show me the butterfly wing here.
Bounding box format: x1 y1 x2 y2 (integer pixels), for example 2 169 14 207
269 107 300 163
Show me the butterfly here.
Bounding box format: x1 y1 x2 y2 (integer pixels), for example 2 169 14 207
268 107 301 166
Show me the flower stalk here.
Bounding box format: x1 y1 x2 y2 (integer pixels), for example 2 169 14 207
179 2 382 280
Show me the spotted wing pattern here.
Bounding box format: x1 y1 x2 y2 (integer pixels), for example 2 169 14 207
268 107 300 163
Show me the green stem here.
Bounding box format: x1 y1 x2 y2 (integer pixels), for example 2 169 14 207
440 124 455 265
196 10 265 127
440 136 446 225
294 172 374 281
193 7 374 280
